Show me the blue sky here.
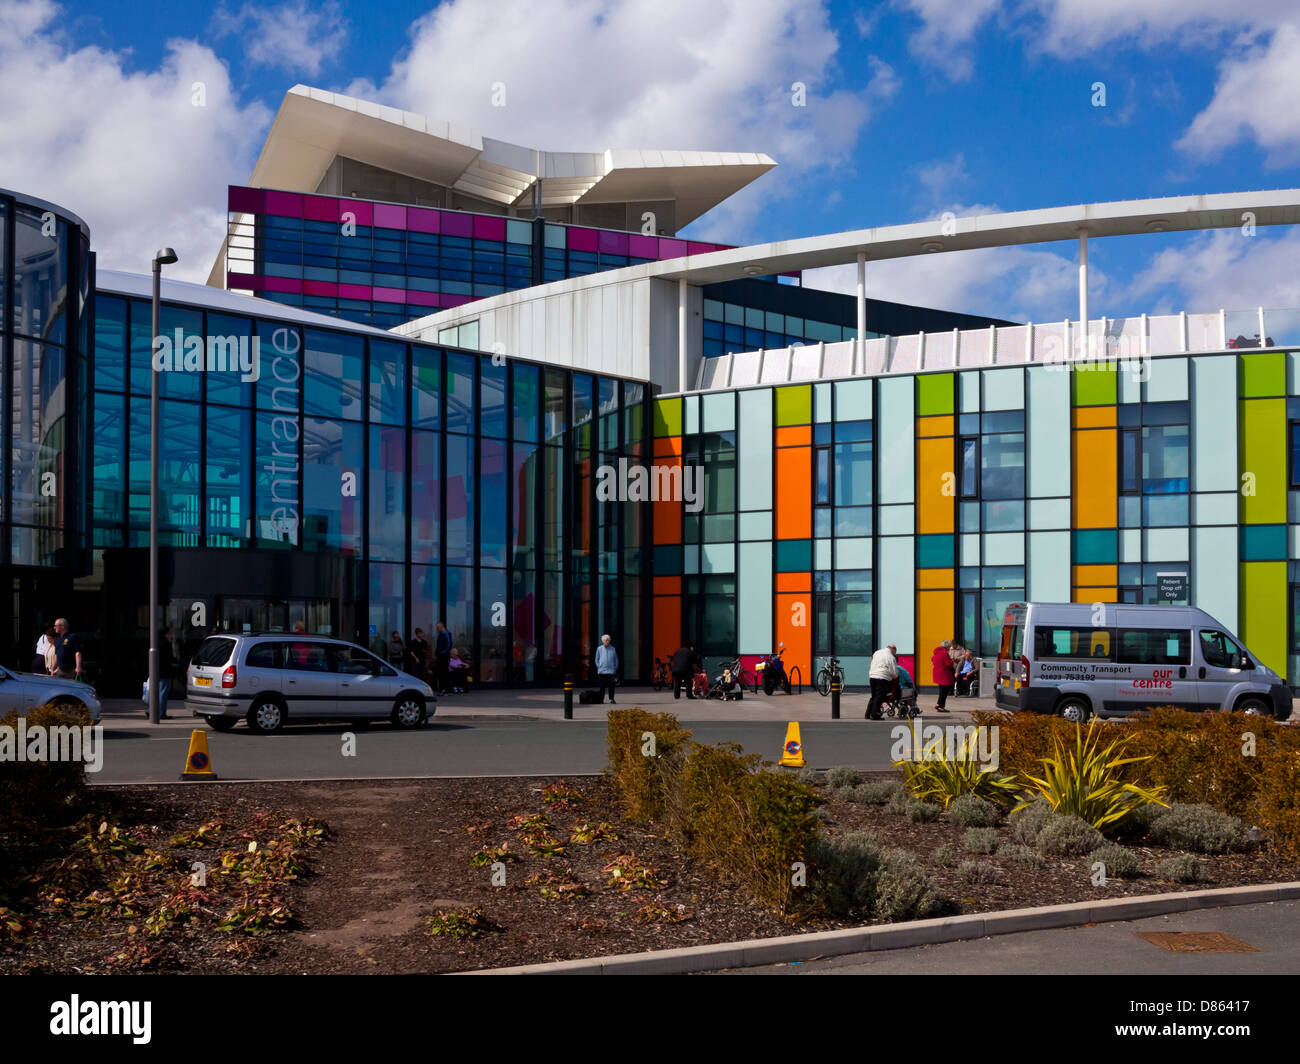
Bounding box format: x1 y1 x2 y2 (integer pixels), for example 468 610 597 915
6 0 1300 322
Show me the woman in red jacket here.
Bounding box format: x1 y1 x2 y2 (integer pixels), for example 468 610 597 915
931 640 956 712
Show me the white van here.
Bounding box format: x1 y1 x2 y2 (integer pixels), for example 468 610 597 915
995 602 1292 722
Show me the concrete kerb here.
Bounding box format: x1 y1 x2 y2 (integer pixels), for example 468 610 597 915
465 881 1300 975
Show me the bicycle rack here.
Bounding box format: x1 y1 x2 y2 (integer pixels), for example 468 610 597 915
788 665 802 694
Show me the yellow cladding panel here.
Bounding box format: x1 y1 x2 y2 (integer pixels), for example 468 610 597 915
917 415 955 438
917 436 955 534
917 590 954 669
1072 426 1117 528
917 568 954 590
1072 406 1117 428
1073 564 1118 586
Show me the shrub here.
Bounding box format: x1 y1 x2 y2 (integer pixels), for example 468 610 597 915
827 766 863 789
808 832 883 917
874 858 941 922
797 767 820 786
962 827 999 854
1036 815 1105 856
906 801 941 823
605 709 692 821
1000 843 1046 869
887 788 913 815
857 780 901 805
950 794 1000 828
0 705 92 830
426 905 501 939
1147 803 1251 854
895 727 1020 809
1157 854 1205 883
1015 722 1168 833
834 785 861 803
814 807 834 824
1010 799 1054 846
932 843 958 866
957 860 1000 884
1255 747 1300 859
1088 843 1141 879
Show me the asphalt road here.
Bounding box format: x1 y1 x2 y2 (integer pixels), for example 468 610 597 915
90 717 923 784
723 899 1300 977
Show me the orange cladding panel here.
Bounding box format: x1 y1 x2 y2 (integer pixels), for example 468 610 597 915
652 596 681 660
775 592 812 683
775 425 812 447
1072 426 1117 528
917 436 955 535
775 446 812 539
775 571 811 593
917 590 955 677
652 453 683 543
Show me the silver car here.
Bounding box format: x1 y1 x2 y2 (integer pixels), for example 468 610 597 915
184 633 436 734
0 666 102 721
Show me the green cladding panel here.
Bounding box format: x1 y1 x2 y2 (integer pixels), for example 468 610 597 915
1239 352 1285 398
1071 363 1117 406
916 373 955 416
1238 397 1285 524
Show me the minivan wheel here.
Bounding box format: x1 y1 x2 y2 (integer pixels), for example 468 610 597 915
207 716 238 732
1057 696 1091 724
1236 697 1271 717
247 698 285 735
391 695 426 728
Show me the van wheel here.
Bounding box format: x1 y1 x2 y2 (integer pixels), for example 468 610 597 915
1236 697 1270 717
1056 696 1091 724
391 695 426 728
247 698 286 735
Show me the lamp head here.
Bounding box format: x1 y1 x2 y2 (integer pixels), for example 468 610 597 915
153 248 178 266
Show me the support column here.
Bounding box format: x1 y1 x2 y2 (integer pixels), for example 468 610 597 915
678 277 688 392
1078 228 1089 359
856 251 866 359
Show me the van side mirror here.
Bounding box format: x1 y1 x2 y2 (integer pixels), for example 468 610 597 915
1239 655 1253 671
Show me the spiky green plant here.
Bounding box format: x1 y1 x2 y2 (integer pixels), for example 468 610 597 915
1015 722 1168 832
895 730 1021 808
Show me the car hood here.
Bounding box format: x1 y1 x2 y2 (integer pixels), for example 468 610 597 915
15 671 99 701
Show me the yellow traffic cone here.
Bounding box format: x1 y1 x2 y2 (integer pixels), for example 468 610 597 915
181 729 219 780
779 721 806 767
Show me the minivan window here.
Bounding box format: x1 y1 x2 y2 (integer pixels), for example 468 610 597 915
1200 630 1242 669
1034 626 1112 660
333 644 379 675
285 641 331 671
193 637 236 667
245 642 285 669
1118 628 1190 665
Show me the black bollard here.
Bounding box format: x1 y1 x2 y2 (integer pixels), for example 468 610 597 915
831 679 841 720
563 674 573 720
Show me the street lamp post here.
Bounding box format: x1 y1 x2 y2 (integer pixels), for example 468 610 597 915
149 248 178 726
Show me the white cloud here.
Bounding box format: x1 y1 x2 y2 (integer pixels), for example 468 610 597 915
1126 227 1300 313
366 0 890 240
0 0 269 282
916 153 968 200
211 0 348 77
892 0 1003 81
1177 23 1300 164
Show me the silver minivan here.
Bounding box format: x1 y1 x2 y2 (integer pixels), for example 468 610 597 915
995 602 1292 722
185 633 435 734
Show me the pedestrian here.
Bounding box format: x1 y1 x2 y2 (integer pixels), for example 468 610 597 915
51 618 83 681
434 621 452 695
388 630 405 667
866 643 898 719
447 647 470 692
408 627 430 679
594 633 619 704
669 641 699 700
955 648 977 696
932 639 956 712
153 626 175 719
34 627 55 674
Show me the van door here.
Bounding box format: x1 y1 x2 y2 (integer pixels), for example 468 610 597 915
1113 626 1195 712
1195 629 1250 711
330 643 391 717
282 640 337 716
1027 623 1115 716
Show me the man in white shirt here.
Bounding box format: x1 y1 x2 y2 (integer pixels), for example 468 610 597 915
866 643 899 720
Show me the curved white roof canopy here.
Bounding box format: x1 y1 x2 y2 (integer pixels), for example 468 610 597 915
248 85 777 227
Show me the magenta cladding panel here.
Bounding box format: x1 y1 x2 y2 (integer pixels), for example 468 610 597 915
303 195 339 222
628 234 658 259
441 211 473 238
687 241 717 255
374 203 407 229
373 286 406 303
343 200 373 226
407 290 441 307
337 283 372 300
227 272 258 290
261 276 302 294
408 207 440 234
658 237 687 258
442 293 474 308
264 190 303 217
567 227 598 252
473 215 506 241
228 186 265 214
303 280 338 297
598 229 629 255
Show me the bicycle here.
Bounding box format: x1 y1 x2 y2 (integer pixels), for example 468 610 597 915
815 655 844 697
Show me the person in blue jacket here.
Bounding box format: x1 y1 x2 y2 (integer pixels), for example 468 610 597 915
595 634 619 704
